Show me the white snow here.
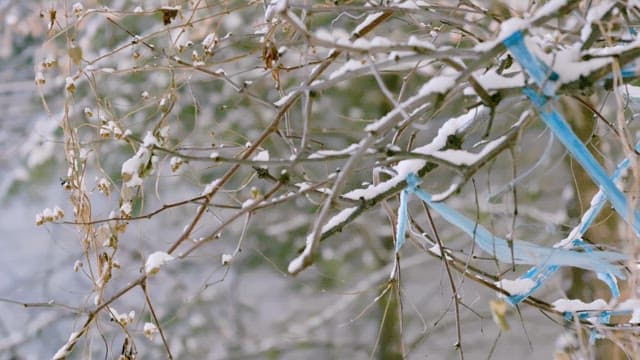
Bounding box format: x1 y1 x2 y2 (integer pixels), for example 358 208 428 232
242 199 256 208
52 331 81 359
473 68 525 91
322 206 357 233
580 2 616 42
285 9 307 33
265 0 288 22
288 207 357 274
287 243 311 274
416 74 457 97
35 206 65 225
109 307 135 326
221 253 233 265
626 85 640 98
143 322 158 340
142 131 158 147
315 28 350 44
71 2 84 16
252 150 270 162
500 0 528 13
202 33 217 49
614 299 640 323
473 1 570 53
120 134 159 188
530 0 568 22
351 36 393 49
584 37 640 57
364 74 458 134
35 71 45 85
121 156 144 187
394 0 419 9
407 35 435 50
309 144 359 159
329 59 365 80
474 17 528 52
428 135 506 166
428 243 441 255
145 251 174 275
352 12 385 37
495 278 536 295
347 108 482 200
631 308 640 324
274 91 294 107
548 44 612 85
202 179 221 196
170 156 184 173
120 202 132 217
552 298 608 312
65 77 76 92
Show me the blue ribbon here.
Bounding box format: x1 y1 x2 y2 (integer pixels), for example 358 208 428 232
505 143 640 305
395 173 626 278
503 31 558 96
392 29 635 325
504 31 640 235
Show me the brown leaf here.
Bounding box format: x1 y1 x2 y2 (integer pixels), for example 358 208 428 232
159 7 179 25
68 45 83 65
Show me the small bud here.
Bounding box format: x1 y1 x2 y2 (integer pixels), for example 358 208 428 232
35 71 46 85
221 253 233 265
143 322 158 340
170 156 184 173
65 77 76 93
72 3 84 16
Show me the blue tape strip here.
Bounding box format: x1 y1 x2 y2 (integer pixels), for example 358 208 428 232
575 238 620 299
503 30 640 235
395 189 409 252
523 88 640 236
504 30 640 304
505 146 640 304
503 31 558 96
562 310 612 342
403 173 626 277
605 63 637 80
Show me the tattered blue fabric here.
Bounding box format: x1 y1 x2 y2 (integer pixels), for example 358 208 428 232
505 144 640 305
395 188 409 252
502 31 558 96
492 30 637 324
395 173 626 277
393 29 634 327
503 31 640 236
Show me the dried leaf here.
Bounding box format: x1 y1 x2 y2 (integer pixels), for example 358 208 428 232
490 299 510 332
159 6 179 25
68 45 83 65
